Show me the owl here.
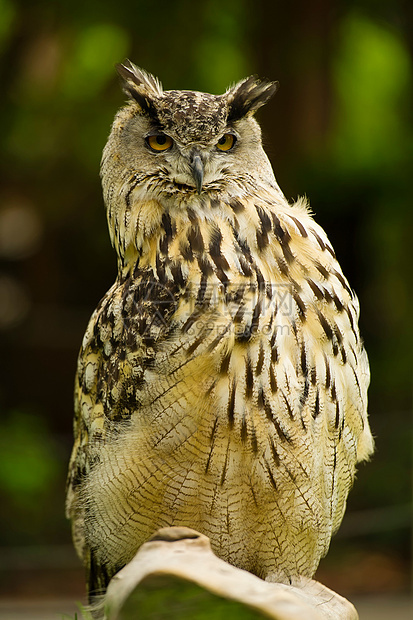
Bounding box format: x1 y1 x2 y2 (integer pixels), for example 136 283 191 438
66 61 374 600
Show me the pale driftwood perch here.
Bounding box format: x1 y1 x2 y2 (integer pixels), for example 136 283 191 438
96 526 358 619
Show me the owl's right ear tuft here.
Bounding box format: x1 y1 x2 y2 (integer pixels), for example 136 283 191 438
116 60 163 117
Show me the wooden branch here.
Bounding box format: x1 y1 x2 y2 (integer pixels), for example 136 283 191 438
98 527 358 620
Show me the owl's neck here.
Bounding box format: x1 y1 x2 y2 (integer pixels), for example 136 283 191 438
112 184 288 285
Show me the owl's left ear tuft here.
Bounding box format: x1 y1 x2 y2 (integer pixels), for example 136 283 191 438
226 76 278 121
116 60 163 117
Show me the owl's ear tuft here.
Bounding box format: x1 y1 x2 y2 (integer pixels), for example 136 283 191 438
116 60 163 117
226 76 278 121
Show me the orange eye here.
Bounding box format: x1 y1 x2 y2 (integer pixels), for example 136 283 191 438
147 134 173 152
217 133 236 151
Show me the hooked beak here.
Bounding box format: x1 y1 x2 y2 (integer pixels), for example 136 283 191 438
190 152 204 194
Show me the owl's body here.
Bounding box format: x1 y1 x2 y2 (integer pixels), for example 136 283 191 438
66 62 374 597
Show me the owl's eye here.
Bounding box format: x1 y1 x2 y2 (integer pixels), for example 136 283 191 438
146 134 173 152
216 133 236 151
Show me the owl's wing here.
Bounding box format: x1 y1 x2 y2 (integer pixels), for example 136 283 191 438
215 193 374 538
65 270 200 558
66 282 128 557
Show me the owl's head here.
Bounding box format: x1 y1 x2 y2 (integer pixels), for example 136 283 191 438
103 61 278 195
102 61 279 262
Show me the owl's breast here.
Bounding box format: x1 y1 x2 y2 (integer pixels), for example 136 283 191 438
79 277 338 581
76 195 372 581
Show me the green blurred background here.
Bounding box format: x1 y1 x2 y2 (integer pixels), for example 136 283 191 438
0 0 411 606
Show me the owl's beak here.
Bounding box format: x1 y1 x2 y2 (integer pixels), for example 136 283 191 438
190 152 204 194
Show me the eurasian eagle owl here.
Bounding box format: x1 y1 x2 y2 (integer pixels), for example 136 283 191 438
66 60 374 598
